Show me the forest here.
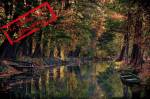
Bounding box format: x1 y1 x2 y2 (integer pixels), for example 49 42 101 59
0 0 149 99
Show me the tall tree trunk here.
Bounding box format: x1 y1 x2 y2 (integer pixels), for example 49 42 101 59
54 46 59 58
0 0 33 59
60 45 65 60
0 40 16 59
130 9 143 66
0 0 16 59
17 37 32 57
116 12 130 62
32 31 43 57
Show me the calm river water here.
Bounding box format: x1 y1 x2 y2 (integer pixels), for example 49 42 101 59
0 61 123 99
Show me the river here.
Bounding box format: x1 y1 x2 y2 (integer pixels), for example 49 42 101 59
0 61 124 99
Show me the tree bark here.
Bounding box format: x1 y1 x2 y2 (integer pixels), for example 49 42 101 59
32 31 43 57
116 12 130 62
130 8 143 66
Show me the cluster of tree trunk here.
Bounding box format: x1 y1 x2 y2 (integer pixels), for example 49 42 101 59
0 0 72 59
116 0 150 68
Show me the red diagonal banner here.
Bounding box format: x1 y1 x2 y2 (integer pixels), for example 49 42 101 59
0 2 57 45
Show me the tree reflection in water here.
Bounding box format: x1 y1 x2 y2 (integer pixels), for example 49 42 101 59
0 62 123 99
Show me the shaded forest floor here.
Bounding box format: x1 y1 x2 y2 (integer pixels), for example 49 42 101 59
139 60 150 81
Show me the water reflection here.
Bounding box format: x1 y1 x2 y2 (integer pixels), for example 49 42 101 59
0 62 123 99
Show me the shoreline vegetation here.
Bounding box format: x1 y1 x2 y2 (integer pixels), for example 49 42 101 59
0 57 149 79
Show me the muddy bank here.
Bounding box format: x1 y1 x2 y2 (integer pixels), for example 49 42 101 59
0 60 22 78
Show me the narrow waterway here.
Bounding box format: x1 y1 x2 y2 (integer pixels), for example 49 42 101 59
0 61 123 99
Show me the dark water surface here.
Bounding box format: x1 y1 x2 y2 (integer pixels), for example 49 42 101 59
0 61 123 99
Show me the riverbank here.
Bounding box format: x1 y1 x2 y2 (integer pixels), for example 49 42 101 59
0 60 22 78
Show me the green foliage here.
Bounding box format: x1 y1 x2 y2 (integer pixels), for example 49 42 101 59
105 18 124 31
105 0 129 13
80 48 94 57
143 31 150 36
0 40 2 45
98 32 114 46
50 31 71 44
73 22 93 48
97 31 123 57
98 32 115 55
